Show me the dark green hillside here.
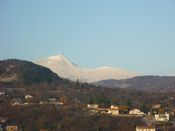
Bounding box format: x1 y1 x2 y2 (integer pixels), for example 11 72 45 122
0 59 59 85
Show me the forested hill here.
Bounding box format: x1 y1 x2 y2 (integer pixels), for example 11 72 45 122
0 59 60 86
95 76 175 92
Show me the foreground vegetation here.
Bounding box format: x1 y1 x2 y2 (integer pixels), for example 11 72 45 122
0 59 175 131
1 83 175 131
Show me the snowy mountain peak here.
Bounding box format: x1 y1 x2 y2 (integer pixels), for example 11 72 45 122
96 66 110 69
46 55 72 66
35 55 138 83
47 55 68 61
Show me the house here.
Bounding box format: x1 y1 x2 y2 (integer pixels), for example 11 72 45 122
108 108 119 115
49 98 64 105
53 101 64 105
6 125 19 131
107 105 119 115
111 105 119 110
10 98 22 106
23 102 30 105
152 104 161 109
136 126 155 131
49 98 57 102
0 92 5 96
0 117 7 123
39 101 49 105
25 95 33 99
6 121 22 131
87 104 98 109
129 108 144 115
155 112 169 122
98 108 109 114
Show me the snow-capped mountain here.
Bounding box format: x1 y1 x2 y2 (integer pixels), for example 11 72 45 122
35 55 138 83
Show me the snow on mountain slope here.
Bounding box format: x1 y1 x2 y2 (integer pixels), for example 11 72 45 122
35 55 138 82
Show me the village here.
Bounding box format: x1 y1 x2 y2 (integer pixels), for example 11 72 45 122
87 103 172 131
0 88 175 131
0 91 64 131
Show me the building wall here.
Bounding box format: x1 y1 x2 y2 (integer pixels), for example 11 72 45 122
129 109 140 114
6 126 18 131
136 129 155 131
108 109 119 115
136 126 155 131
111 105 119 110
87 104 98 109
155 113 169 122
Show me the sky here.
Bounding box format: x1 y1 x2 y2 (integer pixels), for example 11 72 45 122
0 0 175 75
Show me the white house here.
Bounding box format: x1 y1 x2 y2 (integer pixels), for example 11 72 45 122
53 101 64 105
87 104 98 109
155 112 169 122
111 105 119 110
25 95 33 99
0 92 5 96
108 109 119 115
129 108 144 115
136 126 155 131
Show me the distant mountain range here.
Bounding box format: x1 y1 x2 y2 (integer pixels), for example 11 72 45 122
95 76 175 92
35 55 138 82
0 58 175 92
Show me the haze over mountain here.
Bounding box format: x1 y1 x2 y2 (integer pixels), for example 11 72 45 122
35 55 138 82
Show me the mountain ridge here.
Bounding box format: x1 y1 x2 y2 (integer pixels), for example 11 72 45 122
35 55 138 82
95 75 175 92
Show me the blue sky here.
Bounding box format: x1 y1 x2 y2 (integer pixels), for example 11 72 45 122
0 0 175 75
